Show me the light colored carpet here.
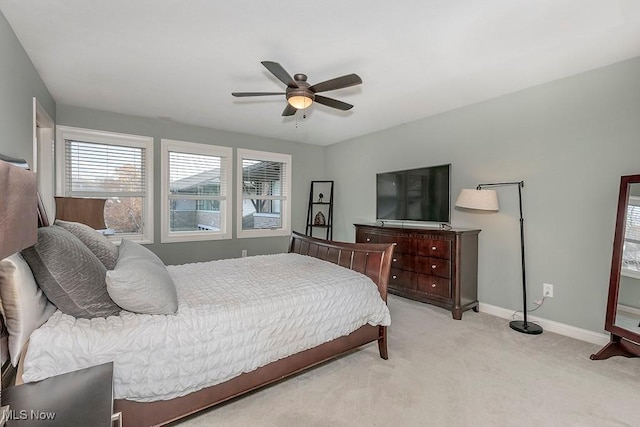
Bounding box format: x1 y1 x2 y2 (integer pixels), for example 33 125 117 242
175 295 639 427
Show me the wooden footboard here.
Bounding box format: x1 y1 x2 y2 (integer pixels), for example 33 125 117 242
289 231 394 301
114 232 395 426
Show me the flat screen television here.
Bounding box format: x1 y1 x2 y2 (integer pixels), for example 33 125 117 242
376 163 451 223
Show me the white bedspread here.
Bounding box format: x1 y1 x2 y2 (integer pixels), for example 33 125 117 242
22 253 391 402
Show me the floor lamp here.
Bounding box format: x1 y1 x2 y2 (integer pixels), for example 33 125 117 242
455 181 543 335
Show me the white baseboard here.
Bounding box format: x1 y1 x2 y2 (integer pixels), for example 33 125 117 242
478 302 610 346
617 304 640 316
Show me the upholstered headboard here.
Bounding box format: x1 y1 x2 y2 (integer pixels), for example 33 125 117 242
0 160 39 387
0 160 38 260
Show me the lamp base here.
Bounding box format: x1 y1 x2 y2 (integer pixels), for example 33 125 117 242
509 320 543 335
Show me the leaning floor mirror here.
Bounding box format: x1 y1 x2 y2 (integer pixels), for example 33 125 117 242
591 174 640 360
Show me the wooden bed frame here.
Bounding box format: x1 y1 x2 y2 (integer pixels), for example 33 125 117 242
114 231 395 426
0 160 396 427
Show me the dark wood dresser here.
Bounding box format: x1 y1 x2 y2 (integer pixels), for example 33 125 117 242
355 224 480 319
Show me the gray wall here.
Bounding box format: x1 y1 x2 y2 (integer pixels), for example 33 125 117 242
325 57 640 333
56 105 325 265
0 11 55 163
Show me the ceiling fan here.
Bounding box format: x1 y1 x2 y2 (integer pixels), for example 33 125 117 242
232 61 362 116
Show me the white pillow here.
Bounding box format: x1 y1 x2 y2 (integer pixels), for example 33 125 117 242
106 240 178 315
0 253 57 366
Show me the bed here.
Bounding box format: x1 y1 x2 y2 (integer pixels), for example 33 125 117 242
0 160 395 426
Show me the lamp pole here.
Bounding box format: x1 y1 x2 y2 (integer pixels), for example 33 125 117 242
476 181 542 335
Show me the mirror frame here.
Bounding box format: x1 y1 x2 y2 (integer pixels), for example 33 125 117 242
591 174 640 360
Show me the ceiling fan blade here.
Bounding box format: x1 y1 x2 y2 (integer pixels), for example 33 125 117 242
282 104 297 116
314 95 353 111
232 92 284 97
261 61 299 88
310 74 362 93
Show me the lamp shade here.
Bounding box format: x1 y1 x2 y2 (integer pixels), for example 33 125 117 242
455 189 499 211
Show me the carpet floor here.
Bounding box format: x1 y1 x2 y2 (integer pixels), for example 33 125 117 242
175 295 639 427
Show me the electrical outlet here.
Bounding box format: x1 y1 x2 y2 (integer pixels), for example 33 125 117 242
241 249 247 257
543 283 554 298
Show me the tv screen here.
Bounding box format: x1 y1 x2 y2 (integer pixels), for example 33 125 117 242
376 164 451 223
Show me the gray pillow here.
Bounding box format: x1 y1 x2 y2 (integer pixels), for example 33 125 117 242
54 220 118 270
106 240 178 315
21 225 121 319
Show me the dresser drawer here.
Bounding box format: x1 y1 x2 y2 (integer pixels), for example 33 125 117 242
378 232 414 254
356 228 379 243
389 268 416 291
417 274 451 299
391 253 416 271
414 256 451 279
416 238 451 259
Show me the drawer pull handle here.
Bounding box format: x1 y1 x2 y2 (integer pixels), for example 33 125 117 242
431 283 436 288
431 246 437 251
393 258 397 262
366 238 371 242
392 275 397 279
431 264 436 269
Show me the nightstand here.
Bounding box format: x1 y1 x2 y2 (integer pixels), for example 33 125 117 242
1 362 119 426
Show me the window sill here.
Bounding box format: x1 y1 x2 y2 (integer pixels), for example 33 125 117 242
108 235 154 246
161 232 231 243
621 268 640 280
237 229 291 239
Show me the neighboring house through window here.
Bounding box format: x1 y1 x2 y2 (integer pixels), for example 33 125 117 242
56 126 154 243
237 149 291 238
161 139 232 242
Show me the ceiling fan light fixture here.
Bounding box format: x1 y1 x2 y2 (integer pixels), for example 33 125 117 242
287 94 313 110
232 61 362 116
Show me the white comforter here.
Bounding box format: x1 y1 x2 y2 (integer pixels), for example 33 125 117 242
22 253 391 402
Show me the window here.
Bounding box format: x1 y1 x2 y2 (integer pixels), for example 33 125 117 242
161 139 232 242
237 149 291 238
623 196 640 279
56 126 154 243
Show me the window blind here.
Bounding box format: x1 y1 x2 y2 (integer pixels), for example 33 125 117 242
169 151 226 198
236 149 291 237
65 140 145 196
242 159 287 197
625 202 640 244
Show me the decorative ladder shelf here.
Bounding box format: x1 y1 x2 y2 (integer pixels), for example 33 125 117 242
305 180 334 240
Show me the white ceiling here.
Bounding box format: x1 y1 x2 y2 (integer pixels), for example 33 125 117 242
2 1 640 146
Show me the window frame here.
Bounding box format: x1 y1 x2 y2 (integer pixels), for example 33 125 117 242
160 139 233 243
55 125 154 244
236 148 292 239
